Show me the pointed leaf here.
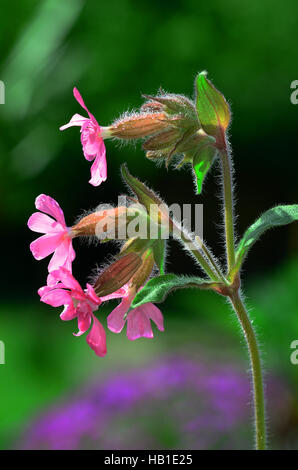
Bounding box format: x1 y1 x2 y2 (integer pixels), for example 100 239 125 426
131 273 213 308
235 204 298 272
195 71 230 138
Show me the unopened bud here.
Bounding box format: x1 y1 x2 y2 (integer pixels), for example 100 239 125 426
143 128 180 151
93 252 142 297
142 94 197 118
195 71 231 147
140 101 164 112
130 249 155 291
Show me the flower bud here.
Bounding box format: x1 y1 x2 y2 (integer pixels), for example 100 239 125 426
142 128 181 151
93 252 142 297
136 93 201 169
130 249 155 292
195 71 231 147
140 101 164 112
142 94 197 118
109 90 203 171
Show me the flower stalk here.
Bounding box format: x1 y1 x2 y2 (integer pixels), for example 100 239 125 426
229 290 266 450
219 146 236 274
219 144 266 449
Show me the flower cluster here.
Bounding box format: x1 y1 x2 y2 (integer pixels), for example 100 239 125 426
28 88 171 357
28 75 229 357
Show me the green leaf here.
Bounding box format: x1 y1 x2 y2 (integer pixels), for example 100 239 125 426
195 71 230 138
192 143 216 194
235 204 298 272
152 239 166 274
131 273 213 308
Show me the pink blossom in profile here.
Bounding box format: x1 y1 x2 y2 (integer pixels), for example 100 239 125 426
28 194 75 275
107 286 164 341
60 88 108 186
39 268 126 357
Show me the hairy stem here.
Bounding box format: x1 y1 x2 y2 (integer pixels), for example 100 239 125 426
219 148 235 272
229 290 266 450
195 236 227 284
172 221 221 282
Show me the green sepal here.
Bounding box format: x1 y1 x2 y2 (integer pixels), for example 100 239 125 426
121 164 163 213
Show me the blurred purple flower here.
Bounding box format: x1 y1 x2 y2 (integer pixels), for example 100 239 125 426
18 357 290 450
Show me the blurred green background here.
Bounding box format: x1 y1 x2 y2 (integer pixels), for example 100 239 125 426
0 0 298 449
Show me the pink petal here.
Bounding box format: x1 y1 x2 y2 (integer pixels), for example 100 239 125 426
100 286 127 302
35 194 66 227
50 267 82 292
59 113 89 131
73 87 97 124
30 233 64 260
60 242 76 274
89 140 107 186
38 284 52 297
46 248 74 286
28 212 62 234
144 303 164 332
40 288 71 307
86 315 107 357
60 304 77 321
86 284 102 306
126 308 153 340
107 296 131 334
46 271 60 287
68 241 76 264
48 239 73 272
74 302 92 336
81 125 101 161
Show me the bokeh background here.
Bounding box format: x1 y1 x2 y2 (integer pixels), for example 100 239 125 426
1 0 298 449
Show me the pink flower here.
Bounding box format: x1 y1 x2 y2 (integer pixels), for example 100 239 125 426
60 87 108 186
39 268 125 357
28 194 75 274
107 287 164 340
